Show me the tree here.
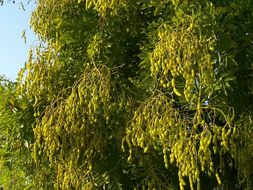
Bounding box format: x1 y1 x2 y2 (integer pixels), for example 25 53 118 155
10 0 253 189
0 76 35 189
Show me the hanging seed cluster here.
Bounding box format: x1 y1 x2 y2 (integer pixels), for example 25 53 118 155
19 49 52 105
123 94 183 164
33 65 111 189
124 92 238 190
31 0 61 40
31 0 82 41
150 15 215 101
18 47 73 111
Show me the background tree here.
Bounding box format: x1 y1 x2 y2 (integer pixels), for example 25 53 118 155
0 76 35 189
0 0 251 189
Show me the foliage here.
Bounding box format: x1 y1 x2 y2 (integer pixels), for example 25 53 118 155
0 76 34 189
1 0 253 189
0 76 54 189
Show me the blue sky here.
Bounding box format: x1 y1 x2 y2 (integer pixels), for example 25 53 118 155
0 2 37 81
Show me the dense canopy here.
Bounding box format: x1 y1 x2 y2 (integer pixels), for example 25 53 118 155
1 0 253 189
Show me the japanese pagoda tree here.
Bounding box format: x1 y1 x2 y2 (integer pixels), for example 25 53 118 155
2 0 253 189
